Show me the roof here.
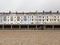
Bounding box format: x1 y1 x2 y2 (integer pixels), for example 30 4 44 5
0 11 60 14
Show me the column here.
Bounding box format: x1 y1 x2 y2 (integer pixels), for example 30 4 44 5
11 25 12 29
36 25 37 30
28 25 29 29
52 25 54 29
2 25 4 29
44 25 46 30
19 25 21 29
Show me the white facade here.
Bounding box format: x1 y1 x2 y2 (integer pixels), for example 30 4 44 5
29 14 37 24
0 13 60 25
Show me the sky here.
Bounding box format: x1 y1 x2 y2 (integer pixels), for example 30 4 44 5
0 0 60 12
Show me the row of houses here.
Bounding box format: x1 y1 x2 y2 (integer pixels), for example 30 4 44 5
0 12 60 25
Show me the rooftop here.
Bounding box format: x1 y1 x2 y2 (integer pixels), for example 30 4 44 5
0 11 60 14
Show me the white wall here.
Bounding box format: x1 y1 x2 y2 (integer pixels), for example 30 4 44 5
0 14 60 25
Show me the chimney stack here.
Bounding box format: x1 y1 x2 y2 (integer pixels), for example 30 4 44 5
9 11 11 14
57 10 59 13
43 10 44 14
49 11 52 13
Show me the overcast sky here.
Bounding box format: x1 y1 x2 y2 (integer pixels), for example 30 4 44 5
0 0 60 12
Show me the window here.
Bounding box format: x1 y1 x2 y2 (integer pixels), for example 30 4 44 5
47 19 48 21
32 19 33 21
32 16 33 18
8 17 9 18
35 19 38 21
0 16 2 22
28 16 29 18
54 19 56 21
8 19 9 21
39 19 41 21
43 19 44 21
50 19 52 21
21 20 23 21
11 16 13 21
57 19 59 21
54 16 56 18
43 16 44 18
58 16 59 18
3 16 6 21
47 16 48 18
31 22 34 24
24 16 27 21
1 19 2 22
15 17 16 18
39 16 41 18
17 16 20 21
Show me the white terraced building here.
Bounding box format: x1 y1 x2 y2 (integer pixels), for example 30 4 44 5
0 11 60 30
0 12 60 25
